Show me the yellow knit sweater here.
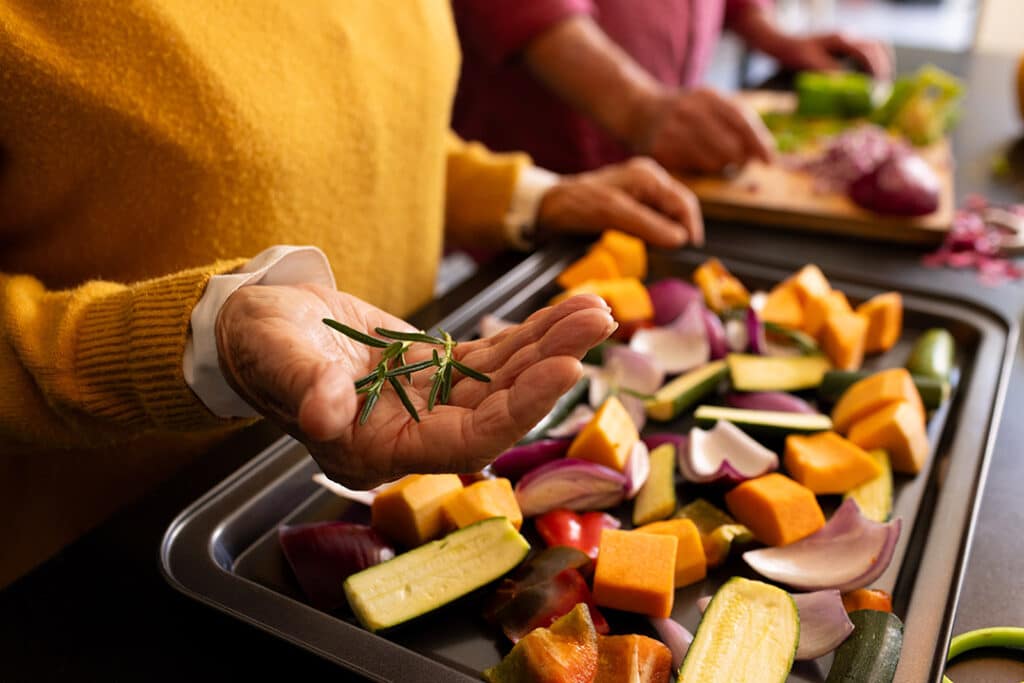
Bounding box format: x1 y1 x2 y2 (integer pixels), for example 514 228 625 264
0 1 530 587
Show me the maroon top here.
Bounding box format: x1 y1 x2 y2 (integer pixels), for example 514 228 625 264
452 0 769 173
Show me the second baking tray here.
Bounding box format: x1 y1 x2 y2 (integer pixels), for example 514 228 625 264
161 246 1015 682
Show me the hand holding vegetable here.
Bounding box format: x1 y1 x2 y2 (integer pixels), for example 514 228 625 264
770 32 893 81
537 157 705 248
216 285 616 488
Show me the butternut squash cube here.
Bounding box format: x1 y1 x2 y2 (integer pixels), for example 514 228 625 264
370 474 463 548
790 264 832 305
637 518 707 588
856 292 903 353
596 230 647 279
693 258 750 313
593 529 677 618
820 311 868 371
804 290 852 338
554 277 654 325
725 473 825 546
762 281 805 331
567 395 639 472
848 401 930 474
557 249 620 290
832 367 925 434
441 477 522 531
784 432 883 494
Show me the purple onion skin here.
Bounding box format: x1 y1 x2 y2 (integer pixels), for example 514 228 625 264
700 307 728 360
648 279 704 326
491 439 570 481
849 152 940 217
746 307 767 355
279 522 396 610
725 391 818 414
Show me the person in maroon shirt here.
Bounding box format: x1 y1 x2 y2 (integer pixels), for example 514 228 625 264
452 0 891 175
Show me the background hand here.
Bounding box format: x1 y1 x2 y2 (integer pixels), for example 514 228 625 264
631 87 775 175
773 32 893 81
216 284 616 488
536 157 705 249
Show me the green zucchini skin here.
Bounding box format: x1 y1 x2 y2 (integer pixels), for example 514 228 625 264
693 405 832 439
818 370 950 410
905 328 955 381
519 376 589 444
825 610 904 683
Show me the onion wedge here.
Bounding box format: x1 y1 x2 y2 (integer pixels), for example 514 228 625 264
514 459 627 517
743 498 901 592
683 420 778 484
630 302 710 374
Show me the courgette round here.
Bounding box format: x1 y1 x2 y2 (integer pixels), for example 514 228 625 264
942 626 1024 683
825 609 903 683
906 328 955 381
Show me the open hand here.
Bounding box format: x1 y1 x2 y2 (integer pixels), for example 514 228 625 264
216 284 616 488
773 32 893 81
537 157 705 249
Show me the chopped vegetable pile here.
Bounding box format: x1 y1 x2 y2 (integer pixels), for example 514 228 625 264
283 232 961 682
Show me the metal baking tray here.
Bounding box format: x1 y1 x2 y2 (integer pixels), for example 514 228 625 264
161 246 1014 682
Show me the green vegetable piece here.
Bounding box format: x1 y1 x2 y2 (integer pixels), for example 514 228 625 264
645 360 728 421
693 405 832 440
674 499 752 567
872 65 964 146
764 321 820 355
844 449 894 522
343 517 529 632
483 603 598 683
727 353 831 392
826 610 904 683
818 369 950 410
632 444 678 526
796 71 874 118
943 626 1024 683
906 328 955 382
679 577 799 682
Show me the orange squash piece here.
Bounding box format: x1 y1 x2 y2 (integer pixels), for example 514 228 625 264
856 292 903 353
820 311 868 371
594 634 673 683
725 473 825 547
597 230 647 279
790 264 832 305
557 249 620 290
593 529 677 618
762 281 805 331
637 518 707 588
848 401 929 474
693 258 750 313
567 395 639 472
784 432 883 494
371 474 463 548
551 277 654 325
804 290 852 338
832 368 925 434
441 477 522 531
841 588 893 613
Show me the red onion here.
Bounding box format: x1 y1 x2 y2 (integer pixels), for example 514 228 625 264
923 200 1024 286
630 301 710 374
514 458 627 517
743 499 901 592
278 522 396 610
725 392 818 414
849 151 940 216
491 439 570 481
802 126 897 191
603 345 665 396
545 405 595 438
647 278 704 326
724 318 748 353
696 589 853 660
700 307 728 360
682 421 778 484
650 617 694 670
746 307 767 355
623 441 651 499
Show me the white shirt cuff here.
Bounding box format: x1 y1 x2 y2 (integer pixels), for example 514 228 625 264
503 166 560 250
183 245 336 418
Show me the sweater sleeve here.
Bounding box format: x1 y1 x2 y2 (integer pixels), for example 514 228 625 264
0 259 249 450
452 0 595 66
444 131 534 249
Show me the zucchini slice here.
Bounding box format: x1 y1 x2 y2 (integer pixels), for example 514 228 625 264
645 360 728 421
632 443 678 526
694 405 833 439
679 577 799 682
826 609 903 683
728 354 831 392
906 328 955 381
844 449 893 522
344 517 529 632
818 369 950 410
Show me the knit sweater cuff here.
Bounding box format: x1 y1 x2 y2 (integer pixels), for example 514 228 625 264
74 259 248 432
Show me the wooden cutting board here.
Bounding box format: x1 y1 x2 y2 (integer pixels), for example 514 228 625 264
680 91 955 244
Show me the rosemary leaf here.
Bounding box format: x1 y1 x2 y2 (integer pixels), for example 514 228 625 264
359 391 380 425
322 319 389 348
354 371 377 389
440 364 453 404
375 327 444 345
385 359 436 377
618 387 655 401
450 358 491 383
388 376 420 422
381 341 405 362
428 372 442 411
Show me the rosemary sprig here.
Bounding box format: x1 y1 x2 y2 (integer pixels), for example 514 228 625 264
322 319 491 424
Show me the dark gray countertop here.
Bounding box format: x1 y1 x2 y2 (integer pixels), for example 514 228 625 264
1 47 1021 682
